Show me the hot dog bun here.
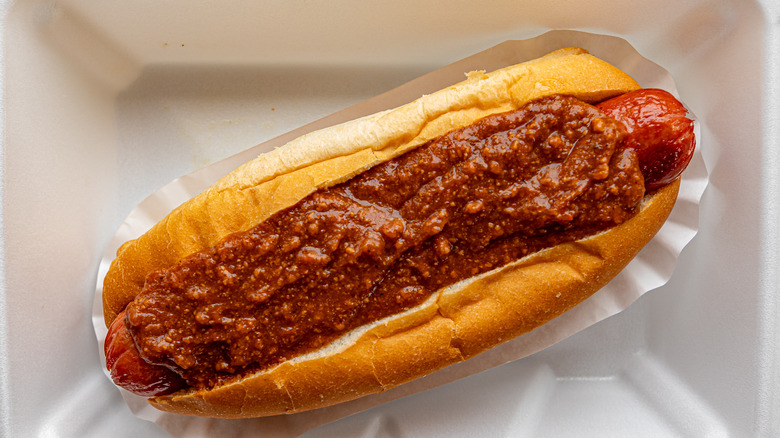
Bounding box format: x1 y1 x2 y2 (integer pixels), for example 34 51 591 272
102 47 680 418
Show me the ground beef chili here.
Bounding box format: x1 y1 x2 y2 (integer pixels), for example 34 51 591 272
124 95 646 390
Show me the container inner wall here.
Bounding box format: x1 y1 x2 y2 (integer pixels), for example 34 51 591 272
1 0 773 436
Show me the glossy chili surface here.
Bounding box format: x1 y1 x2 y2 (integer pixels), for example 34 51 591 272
125 95 645 389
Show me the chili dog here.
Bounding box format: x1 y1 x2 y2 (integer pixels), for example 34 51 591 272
101 47 695 418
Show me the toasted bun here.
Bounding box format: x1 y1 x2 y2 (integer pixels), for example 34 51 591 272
102 47 677 418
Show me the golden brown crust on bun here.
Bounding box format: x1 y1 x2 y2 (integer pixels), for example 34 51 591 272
101 47 682 418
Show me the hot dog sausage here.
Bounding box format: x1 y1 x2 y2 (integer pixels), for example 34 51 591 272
104 89 694 398
105 310 185 396
597 88 695 190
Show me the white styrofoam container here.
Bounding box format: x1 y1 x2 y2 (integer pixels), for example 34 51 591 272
2 1 778 437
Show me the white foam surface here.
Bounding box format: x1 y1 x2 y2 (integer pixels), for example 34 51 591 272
2 1 777 436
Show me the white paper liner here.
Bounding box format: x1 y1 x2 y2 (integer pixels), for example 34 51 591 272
92 29 708 438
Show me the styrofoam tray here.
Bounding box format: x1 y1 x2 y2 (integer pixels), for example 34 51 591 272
2 1 779 437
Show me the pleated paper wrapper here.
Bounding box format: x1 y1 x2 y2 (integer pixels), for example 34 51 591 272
92 30 708 437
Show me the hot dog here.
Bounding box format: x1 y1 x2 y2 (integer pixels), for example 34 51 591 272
101 47 695 418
